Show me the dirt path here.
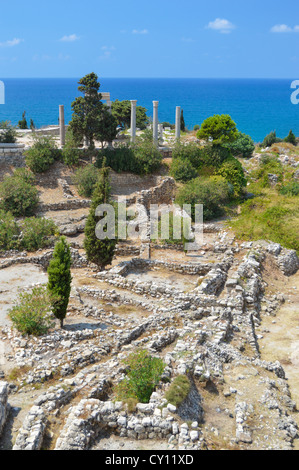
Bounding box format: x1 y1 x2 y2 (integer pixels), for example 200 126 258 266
259 271 299 449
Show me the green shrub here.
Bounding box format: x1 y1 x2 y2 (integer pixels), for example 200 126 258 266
0 121 17 144
18 111 28 130
228 132 255 158
20 217 57 251
131 140 162 175
172 142 205 169
13 168 36 185
254 156 284 187
0 173 39 217
61 129 81 166
74 164 100 197
0 211 56 252
115 350 165 403
176 176 231 221
201 144 233 168
284 130 297 146
25 135 60 173
193 125 200 131
0 210 20 250
96 141 162 175
216 158 247 196
8 286 56 336
261 131 280 148
165 375 191 408
279 181 299 196
170 158 198 182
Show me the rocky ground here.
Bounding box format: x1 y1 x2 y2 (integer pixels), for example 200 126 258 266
0 149 299 451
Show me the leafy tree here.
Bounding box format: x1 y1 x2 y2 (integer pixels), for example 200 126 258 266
30 119 35 130
96 106 118 148
18 111 28 130
228 132 255 158
284 129 297 146
197 114 238 146
69 72 104 150
111 100 148 130
84 160 117 269
47 237 72 328
180 109 186 132
8 286 56 336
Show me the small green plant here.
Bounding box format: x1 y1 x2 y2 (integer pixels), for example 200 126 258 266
18 111 28 130
176 176 231 221
0 210 20 250
74 164 100 197
8 286 56 336
165 375 191 408
0 121 17 143
115 349 165 404
61 129 81 166
170 157 198 182
0 172 39 217
25 135 60 173
228 132 255 158
279 181 299 196
20 217 57 251
261 130 281 148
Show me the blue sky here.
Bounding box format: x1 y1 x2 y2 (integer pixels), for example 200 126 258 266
0 0 298 78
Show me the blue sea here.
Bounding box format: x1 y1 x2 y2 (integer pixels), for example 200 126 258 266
0 78 298 143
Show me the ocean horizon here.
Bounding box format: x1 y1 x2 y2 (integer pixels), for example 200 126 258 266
0 77 298 143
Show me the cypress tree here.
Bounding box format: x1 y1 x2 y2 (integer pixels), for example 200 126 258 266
47 236 72 328
84 160 117 270
180 110 185 132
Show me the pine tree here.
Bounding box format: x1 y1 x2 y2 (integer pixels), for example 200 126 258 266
180 110 185 132
284 130 297 146
47 236 72 328
84 160 117 270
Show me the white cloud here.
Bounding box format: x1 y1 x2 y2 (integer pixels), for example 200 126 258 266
271 24 299 33
132 29 149 35
60 34 80 42
207 18 236 34
0 38 23 47
99 46 116 60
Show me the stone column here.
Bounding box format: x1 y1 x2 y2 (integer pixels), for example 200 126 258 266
175 106 181 141
158 124 164 144
153 101 159 144
130 100 137 143
106 100 112 114
59 105 65 147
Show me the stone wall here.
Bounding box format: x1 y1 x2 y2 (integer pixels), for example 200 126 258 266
0 382 9 437
54 398 203 450
0 144 26 167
